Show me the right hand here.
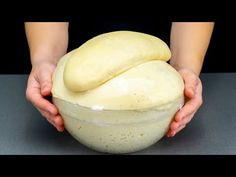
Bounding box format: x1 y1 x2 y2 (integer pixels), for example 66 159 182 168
166 68 203 137
26 61 64 132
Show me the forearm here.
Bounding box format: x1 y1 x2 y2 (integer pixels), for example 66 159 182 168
170 22 214 75
25 22 69 66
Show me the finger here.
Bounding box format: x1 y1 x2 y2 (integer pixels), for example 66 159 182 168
166 130 172 137
170 121 180 131
43 112 64 131
167 123 187 137
179 112 195 127
170 113 193 133
166 120 180 137
26 77 56 114
28 88 58 115
175 94 202 122
38 109 64 132
57 126 65 132
174 124 186 135
166 129 176 137
37 69 53 97
175 78 203 121
27 72 58 116
195 79 203 102
185 86 195 99
38 108 56 125
170 83 203 136
181 71 198 98
54 114 64 127
53 115 65 132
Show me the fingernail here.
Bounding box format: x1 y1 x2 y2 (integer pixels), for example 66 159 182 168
57 127 64 132
171 131 176 137
43 85 49 91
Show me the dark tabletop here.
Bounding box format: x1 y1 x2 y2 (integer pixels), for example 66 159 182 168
0 73 235 155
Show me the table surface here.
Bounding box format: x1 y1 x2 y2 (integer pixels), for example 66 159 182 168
0 73 235 155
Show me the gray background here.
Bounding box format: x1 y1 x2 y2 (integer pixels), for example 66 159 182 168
0 73 235 154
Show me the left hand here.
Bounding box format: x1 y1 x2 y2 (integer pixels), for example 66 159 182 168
166 68 203 137
26 61 64 132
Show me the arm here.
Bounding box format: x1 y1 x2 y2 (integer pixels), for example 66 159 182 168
167 22 214 137
25 22 69 66
25 22 69 132
170 22 214 75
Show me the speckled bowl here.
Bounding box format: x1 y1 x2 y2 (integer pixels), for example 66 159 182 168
53 96 184 154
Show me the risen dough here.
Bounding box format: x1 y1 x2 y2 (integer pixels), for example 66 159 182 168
63 31 171 92
52 31 183 110
51 31 184 153
53 58 183 110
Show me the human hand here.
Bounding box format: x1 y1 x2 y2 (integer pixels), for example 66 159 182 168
166 68 203 137
26 61 64 132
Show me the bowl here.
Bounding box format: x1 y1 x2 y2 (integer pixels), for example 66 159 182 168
51 31 184 154
53 96 183 154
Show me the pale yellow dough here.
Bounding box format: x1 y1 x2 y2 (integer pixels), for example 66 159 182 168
63 31 171 92
51 31 184 153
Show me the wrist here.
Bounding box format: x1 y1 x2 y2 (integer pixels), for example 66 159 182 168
30 48 66 67
173 67 199 77
170 57 202 76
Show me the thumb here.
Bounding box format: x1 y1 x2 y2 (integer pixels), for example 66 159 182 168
180 71 198 98
38 70 53 97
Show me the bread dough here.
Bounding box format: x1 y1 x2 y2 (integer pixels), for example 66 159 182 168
53 57 183 110
63 31 171 92
52 31 183 110
51 31 184 153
